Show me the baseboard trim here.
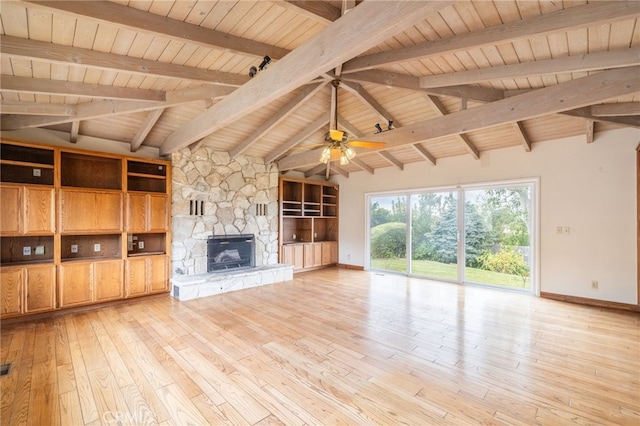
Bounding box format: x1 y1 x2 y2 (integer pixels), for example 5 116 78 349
540 292 640 312
337 263 365 271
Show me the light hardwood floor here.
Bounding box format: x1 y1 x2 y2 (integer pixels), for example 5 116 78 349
1 268 639 425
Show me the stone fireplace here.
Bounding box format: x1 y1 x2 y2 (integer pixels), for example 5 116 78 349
169 146 292 300
171 146 279 275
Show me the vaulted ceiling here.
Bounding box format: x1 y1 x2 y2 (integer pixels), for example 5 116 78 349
1 1 639 178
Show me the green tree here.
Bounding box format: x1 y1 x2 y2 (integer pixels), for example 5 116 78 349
464 201 493 267
370 201 391 227
370 222 406 259
478 188 530 247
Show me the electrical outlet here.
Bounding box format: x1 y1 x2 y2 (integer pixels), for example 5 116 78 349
93 243 101 252
292 233 296 240
138 241 144 249
35 246 45 255
23 246 31 256
71 244 78 253
591 280 599 290
556 226 563 235
563 226 571 235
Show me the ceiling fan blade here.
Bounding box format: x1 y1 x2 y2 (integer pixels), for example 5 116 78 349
330 129 344 141
348 141 387 149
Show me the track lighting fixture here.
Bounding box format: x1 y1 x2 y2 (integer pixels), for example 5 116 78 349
249 55 271 78
375 120 396 134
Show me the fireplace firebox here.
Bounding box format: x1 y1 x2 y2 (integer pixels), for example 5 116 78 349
207 234 255 272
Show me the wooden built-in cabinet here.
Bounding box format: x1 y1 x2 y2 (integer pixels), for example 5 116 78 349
0 140 171 319
279 177 338 272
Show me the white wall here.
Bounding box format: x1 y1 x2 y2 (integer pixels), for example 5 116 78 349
335 128 639 305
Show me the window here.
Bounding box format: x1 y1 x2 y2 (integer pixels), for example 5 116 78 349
367 179 537 293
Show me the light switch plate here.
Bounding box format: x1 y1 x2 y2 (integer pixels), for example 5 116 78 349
35 246 45 255
33 168 41 177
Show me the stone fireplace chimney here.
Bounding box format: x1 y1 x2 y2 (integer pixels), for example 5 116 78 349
171 147 279 276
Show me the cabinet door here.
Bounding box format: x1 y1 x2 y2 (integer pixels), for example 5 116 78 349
148 256 168 293
94 260 123 302
303 243 322 268
126 193 147 232
25 265 56 313
322 242 338 265
23 187 55 234
0 186 21 234
94 193 123 232
59 262 93 308
1 268 23 317
125 258 147 297
148 195 168 232
282 245 304 270
60 190 122 232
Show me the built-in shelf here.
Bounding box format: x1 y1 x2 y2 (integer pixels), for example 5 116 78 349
0 140 171 319
279 177 339 272
61 151 122 190
0 143 55 185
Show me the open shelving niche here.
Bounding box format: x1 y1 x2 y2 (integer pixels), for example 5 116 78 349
279 177 339 271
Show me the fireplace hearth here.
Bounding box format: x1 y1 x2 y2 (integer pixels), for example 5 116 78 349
207 234 255 272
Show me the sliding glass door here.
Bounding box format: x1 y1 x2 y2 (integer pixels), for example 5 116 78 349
367 180 536 292
369 195 407 273
409 191 458 281
463 185 532 289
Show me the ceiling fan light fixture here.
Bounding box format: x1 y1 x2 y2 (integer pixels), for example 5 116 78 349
320 145 332 164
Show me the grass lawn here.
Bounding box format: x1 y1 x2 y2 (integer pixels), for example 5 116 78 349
371 258 529 289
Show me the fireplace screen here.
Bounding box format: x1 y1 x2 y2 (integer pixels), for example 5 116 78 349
207 234 255 272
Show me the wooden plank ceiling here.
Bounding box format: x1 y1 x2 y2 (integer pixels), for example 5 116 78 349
1 0 639 178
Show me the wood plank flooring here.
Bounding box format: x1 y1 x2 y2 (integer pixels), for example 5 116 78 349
1 267 639 425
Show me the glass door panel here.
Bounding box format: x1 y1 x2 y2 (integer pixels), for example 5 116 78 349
410 191 458 280
464 185 532 290
369 195 407 273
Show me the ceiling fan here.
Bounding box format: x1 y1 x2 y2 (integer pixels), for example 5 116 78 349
319 80 387 170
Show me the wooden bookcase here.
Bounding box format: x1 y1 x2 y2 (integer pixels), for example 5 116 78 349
279 177 338 272
0 140 171 319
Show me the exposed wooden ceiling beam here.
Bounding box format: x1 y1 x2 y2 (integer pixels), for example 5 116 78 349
264 116 329 164
591 102 640 117
412 143 436 166
275 0 341 24
305 164 328 178
330 163 349 178
26 1 290 60
278 66 640 170
69 120 79 143
423 94 479 159
419 48 640 88
131 109 165 152
343 70 504 103
0 100 76 116
342 1 640 73
230 82 326 158
586 121 595 144
351 157 375 174
0 35 249 87
562 107 640 128
378 151 404 170
0 75 165 101
340 81 395 125
513 122 532 152
1 85 234 130
160 1 453 155
337 115 364 139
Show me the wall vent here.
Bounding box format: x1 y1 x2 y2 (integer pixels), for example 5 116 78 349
190 200 204 216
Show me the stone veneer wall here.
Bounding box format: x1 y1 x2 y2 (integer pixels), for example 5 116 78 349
171 146 279 276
